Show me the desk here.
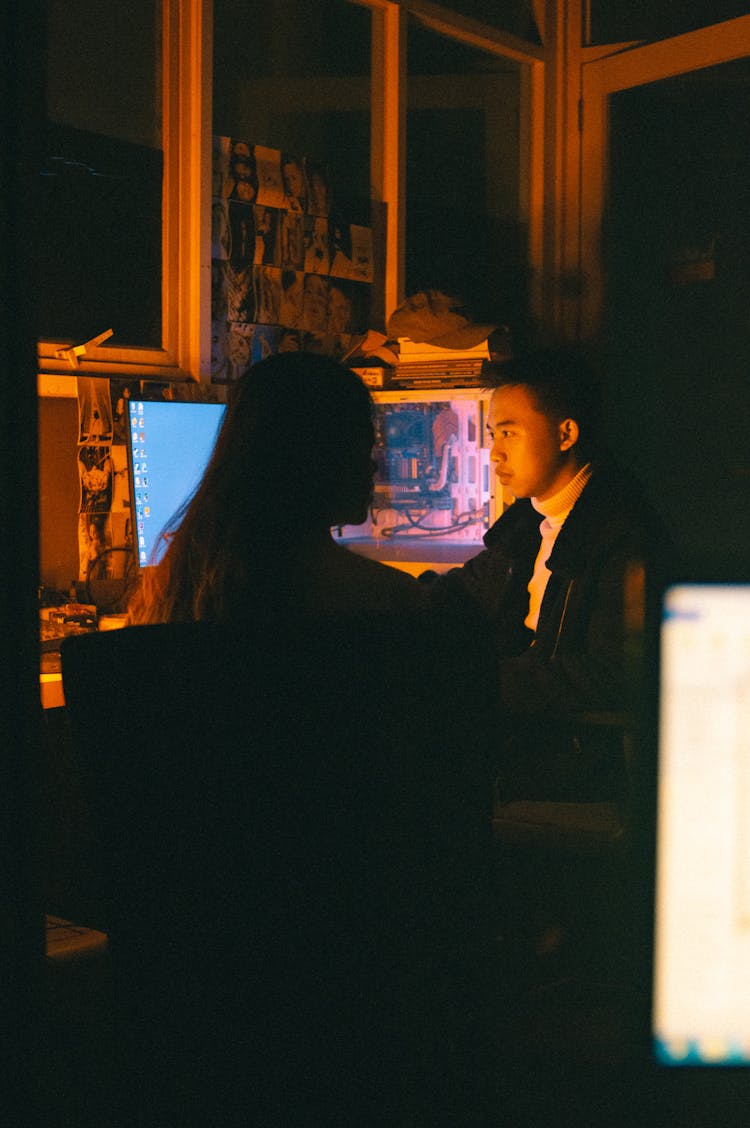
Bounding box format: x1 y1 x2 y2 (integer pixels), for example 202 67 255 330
41 672 65 710
40 634 65 709
40 615 127 708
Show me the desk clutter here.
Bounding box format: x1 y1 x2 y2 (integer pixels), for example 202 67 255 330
40 600 126 681
41 601 98 638
40 602 98 675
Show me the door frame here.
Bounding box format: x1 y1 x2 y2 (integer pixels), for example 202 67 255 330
578 14 750 340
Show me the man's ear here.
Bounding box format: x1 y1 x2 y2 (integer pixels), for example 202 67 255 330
558 417 579 451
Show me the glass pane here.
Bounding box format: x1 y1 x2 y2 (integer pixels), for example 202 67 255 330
42 0 162 347
406 19 531 350
213 0 370 198
434 0 540 43
212 0 373 374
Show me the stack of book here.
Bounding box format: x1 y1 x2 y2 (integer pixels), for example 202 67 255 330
388 337 491 389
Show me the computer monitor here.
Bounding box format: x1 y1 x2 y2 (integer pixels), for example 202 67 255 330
652 582 750 1067
127 399 226 567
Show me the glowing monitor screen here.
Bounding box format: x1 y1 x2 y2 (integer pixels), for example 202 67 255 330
128 399 226 567
653 583 750 1066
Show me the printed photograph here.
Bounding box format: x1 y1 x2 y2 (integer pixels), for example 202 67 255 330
212 197 231 261
279 210 305 270
253 206 279 265
214 137 259 204
78 445 113 514
304 214 330 274
78 377 113 445
350 223 374 283
255 145 286 209
304 157 331 217
227 323 254 380
302 273 330 333
210 135 376 377
281 152 307 212
280 270 304 329
78 512 113 584
251 324 280 364
227 199 256 272
225 263 256 323
329 217 354 279
253 265 281 325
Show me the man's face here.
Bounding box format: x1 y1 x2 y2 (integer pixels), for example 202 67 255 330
486 383 578 501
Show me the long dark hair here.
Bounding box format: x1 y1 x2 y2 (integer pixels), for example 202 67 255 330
128 352 374 624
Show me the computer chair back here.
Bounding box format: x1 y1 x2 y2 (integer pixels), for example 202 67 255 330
61 611 497 1126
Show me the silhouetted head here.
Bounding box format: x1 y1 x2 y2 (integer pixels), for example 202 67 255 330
128 353 377 624
214 351 375 528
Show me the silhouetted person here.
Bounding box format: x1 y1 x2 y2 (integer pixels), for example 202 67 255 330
116 353 497 1123
128 352 425 624
424 347 671 800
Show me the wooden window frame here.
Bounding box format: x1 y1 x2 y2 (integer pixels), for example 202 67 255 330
578 14 750 340
37 0 211 383
37 0 542 385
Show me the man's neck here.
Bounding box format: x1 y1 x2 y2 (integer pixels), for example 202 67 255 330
532 462 592 520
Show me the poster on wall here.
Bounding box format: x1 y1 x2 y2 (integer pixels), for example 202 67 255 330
76 376 132 584
77 377 113 582
210 136 375 382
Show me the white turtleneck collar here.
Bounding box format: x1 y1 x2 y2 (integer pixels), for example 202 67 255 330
523 462 593 632
531 462 593 524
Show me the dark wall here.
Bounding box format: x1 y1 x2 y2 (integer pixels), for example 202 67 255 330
589 1 749 45
38 395 80 593
602 70 750 575
1 0 48 1109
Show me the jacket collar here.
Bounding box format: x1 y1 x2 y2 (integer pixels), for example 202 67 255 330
483 458 629 577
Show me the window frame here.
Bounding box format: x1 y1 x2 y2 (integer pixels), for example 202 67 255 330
579 13 750 339
37 0 543 383
37 0 211 382
370 0 544 322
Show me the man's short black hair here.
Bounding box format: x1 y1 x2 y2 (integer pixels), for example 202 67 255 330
482 347 603 457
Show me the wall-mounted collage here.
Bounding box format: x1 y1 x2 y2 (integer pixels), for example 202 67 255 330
76 376 129 585
211 137 375 382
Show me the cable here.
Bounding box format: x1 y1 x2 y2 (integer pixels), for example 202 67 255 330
379 509 487 539
84 545 136 613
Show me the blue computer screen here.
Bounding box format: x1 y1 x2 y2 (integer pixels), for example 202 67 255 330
128 399 226 567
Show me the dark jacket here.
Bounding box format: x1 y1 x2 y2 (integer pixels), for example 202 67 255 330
426 459 670 799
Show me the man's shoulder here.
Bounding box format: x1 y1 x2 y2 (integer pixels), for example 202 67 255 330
557 456 673 567
483 496 537 550
577 458 666 531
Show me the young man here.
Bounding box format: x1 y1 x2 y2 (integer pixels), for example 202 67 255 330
425 348 669 800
